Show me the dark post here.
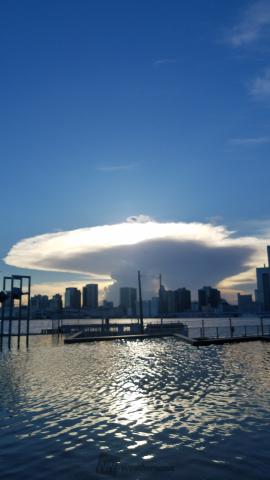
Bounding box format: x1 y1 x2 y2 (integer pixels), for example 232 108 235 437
0 286 6 350
26 276 31 348
17 277 22 348
260 317 264 336
138 270 144 334
8 277 14 349
159 273 163 326
202 318 205 338
229 317 233 337
0 300 4 349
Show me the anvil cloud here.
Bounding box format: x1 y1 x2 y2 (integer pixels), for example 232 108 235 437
4 217 268 300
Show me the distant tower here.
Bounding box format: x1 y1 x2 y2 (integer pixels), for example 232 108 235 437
82 284 98 309
65 288 81 309
119 287 137 316
255 245 270 312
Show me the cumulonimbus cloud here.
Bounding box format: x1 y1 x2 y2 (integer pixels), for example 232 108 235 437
4 216 269 301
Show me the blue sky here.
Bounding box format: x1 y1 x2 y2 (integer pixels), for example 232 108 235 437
1 0 270 299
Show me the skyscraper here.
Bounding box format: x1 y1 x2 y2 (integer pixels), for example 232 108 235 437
158 285 191 314
82 284 98 309
65 288 81 309
175 288 191 312
50 294 63 313
198 286 221 311
255 247 270 312
120 287 137 316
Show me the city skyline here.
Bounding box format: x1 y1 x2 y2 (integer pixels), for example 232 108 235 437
1 1 270 302
28 243 270 316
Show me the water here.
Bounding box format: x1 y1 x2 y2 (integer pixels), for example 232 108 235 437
1 336 270 479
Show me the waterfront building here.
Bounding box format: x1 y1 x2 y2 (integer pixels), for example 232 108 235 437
119 287 137 316
65 288 81 309
151 297 159 316
49 294 63 313
82 284 98 309
191 301 199 312
159 285 168 314
159 285 191 314
31 295 49 313
103 300 114 309
175 288 191 312
167 290 176 313
136 300 151 317
198 286 221 311
255 245 270 312
237 293 255 314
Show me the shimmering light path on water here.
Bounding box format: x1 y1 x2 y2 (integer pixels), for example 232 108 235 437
0 337 270 479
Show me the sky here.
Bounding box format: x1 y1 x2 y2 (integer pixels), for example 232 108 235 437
1 0 270 303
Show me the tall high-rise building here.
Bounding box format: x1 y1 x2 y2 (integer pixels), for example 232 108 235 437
198 286 221 311
159 285 191 314
175 288 191 312
256 246 270 312
167 290 176 313
31 295 49 312
159 285 168 314
151 297 159 316
120 287 137 316
82 284 98 309
237 293 254 314
65 288 81 309
50 294 63 312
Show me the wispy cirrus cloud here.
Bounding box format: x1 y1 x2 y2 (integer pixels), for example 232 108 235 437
250 68 270 98
153 58 177 66
96 163 138 172
225 0 270 47
229 136 270 146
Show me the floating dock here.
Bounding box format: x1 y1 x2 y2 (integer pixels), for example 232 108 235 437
64 331 173 344
64 330 270 346
173 332 270 346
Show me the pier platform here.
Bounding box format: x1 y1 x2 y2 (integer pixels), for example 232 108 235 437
173 333 270 346
64 331 172 344
64 330 270 346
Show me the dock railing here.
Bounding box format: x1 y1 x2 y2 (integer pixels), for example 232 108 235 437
187 319 270 341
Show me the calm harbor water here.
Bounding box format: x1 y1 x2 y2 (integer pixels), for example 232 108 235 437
1 335 270 479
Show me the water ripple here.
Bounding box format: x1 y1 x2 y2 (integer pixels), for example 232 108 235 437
0 337 270 479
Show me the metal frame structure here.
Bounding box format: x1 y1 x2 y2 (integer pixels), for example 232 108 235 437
0 275 31 349
137 270 144 334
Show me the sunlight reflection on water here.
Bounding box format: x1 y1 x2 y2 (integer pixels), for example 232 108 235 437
0 336 270 479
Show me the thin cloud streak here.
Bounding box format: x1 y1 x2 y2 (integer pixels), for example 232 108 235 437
96 163 138 172
229 136 270 145
225 0 270 47
153 58 177 66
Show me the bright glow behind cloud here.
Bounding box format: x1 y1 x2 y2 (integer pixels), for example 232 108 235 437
4 216 269 300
